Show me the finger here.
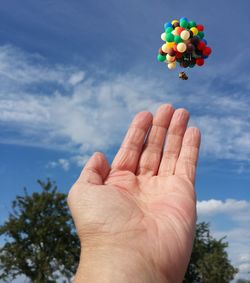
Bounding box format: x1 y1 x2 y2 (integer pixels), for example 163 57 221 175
158 109 189 176
175 127 201 184
136 104 174 176
78 152 110 185
112 111 153 172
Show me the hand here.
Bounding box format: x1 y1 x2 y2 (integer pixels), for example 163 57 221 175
68 104 201 283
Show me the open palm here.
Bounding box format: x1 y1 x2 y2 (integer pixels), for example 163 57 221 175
68 104 201 283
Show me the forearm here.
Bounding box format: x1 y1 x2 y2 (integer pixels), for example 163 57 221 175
73 246 167 283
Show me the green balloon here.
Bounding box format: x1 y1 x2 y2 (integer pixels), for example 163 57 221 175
157 53 166 62
165 27 173 34
166 33 174 42
189 21 196 28
174 35 183 44
197 31 204 39
180 20 188 28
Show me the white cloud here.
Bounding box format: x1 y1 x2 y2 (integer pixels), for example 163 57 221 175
197 199 250 281
197 199 250 217
47 159 70 171
4 274 29 283
71 154 91 167
68 71 85 85
193 116 250 161
47 155 91 171
0 44 250 167
0 45 74 86
238 263 250 273
214 228 250 282
62 160 69 170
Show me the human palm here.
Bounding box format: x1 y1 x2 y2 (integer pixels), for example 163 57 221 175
68 104 201 282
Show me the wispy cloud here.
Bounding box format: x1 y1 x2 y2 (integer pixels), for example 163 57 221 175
47 155 91 170
0 44 250 167
47 159 70 171
197 199 250 219
0 45 74 86
71 154 91 167
193 116 250 161
214 227 250 282
68 71 85 86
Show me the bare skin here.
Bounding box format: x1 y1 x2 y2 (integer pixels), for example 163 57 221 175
68 104 201 283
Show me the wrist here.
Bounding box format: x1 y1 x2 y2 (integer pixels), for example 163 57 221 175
73 245 167 283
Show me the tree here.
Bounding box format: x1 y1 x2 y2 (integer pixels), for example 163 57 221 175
184 222 238 283
0 179 239 282
0 179 80 283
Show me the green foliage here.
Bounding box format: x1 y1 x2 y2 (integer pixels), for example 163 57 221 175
0 179 80 282
184 222 238 283
0 179 240 283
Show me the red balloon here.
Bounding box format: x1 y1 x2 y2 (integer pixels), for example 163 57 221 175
203 46 212 56
175 51 182 58
173 44 178 51
175 27 185 35
197 41 206 51
196 58 204 66
197 24 204 31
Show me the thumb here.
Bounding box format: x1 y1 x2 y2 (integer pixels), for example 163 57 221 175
79 152 111 185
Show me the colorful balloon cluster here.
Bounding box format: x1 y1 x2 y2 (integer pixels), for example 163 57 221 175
157 18 212 70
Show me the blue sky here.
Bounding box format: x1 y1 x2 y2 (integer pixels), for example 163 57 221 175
0 0 250 281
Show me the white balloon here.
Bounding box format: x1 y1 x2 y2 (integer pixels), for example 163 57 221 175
161 33 166 41
172 29 178 36
162 44 168 53
167 54 175 62
180 30 190 41
168 62 176 69
177 42 187 53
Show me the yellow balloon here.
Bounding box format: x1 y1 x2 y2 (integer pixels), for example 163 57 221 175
177 42 187 53
190 27 198 36
166 42 176 48
168 62 176 69
161 32 166 41
162 44 168 53
166 54 175 62
171 19 179 25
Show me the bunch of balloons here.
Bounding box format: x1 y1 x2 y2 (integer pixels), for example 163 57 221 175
157 18 212 73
